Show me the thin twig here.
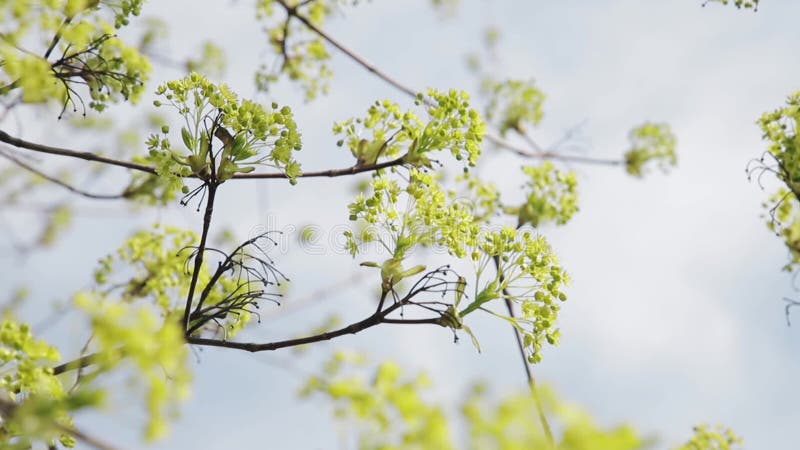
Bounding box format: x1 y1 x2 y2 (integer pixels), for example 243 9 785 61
260 271 367 321
784 297 800 326
505 131 622 166
493 255 555 447
52 352 102 376
276 0 417 97
231 155 407 179
0 80 19 96
61 422 120 450
275 0 493 131
69 334 95 393
44 16 73 60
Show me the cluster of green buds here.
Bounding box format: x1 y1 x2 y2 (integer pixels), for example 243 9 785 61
624 122 677 177
0 319 77 447
346 166 568 362
0 0 150 111
345 169 480 261
463 227 569 363
255 0 343 100
702 0 758 9
300 352 453 448
483 78 546 136
151 72 302 184
92 224 271 337
756 92 800 269
334 88 484 170
511 162 579 228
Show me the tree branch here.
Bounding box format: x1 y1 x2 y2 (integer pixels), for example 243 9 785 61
182 183 217 333
380 318 440 325
187 299 421 352
56 278 447 381
188 313 380 352
0 147 126 200
0 129 407 181
0 129 156 174
54 301 408 374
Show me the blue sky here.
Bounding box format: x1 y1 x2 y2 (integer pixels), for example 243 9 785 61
2 0 800 448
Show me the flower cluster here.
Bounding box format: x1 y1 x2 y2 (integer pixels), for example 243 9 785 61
407 170 480 257
256 0 352 100
623 122 677 177
483 78 546 136
455 172 502 223
463 227 569 363
463 383 643 449
124 130 192 205
74 293 191 440
0 52 61 103
702 0 758 9
517 162 579 227
345 169 479 260
0 319 80 447
675 425 742 450
755 92 800 269
93 224 273 337
758 92 800 192
334 100 423 165
419 89 485 167
345 169 567 362
152 72 302 183
299 352 453 449
0 320 63 401
0 0 150 111
93 225 198 310
334 89 484 170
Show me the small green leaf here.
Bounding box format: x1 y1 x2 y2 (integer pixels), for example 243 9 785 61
460 281 498 316
181 127 194 151
397 264 426 279
230 133 248 160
